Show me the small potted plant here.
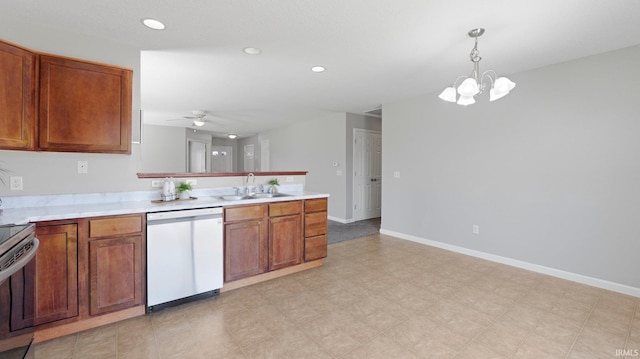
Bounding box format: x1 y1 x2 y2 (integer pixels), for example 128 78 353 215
267 178 279 193
176 182 193 200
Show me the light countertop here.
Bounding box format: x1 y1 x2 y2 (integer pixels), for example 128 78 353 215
0 190 328 225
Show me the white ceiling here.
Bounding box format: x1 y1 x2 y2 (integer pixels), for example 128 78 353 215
3 0 640 138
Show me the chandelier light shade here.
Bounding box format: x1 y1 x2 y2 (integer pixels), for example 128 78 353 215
439 28 515 106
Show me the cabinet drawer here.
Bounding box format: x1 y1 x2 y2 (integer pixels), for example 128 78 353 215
305 235 327 261
89 215 143 238
269 201 302 217
305 212 327 237
225 204 266 222
305 198 327 213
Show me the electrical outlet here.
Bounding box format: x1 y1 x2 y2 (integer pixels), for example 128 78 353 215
151 180 163 188
472 225 480 234
286 176 294 182
393 171 400 178
336 170 343 176
77 160 88 174
186 179 197 186
10 176 23 191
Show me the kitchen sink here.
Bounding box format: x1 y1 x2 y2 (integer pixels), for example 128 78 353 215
250 193 290 198
218 193 292 201
219 195 252 201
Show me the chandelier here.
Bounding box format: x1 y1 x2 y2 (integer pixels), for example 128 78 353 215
439 28 515 106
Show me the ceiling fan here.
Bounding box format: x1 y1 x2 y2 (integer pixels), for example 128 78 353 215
182 110 208 127
166 110 211 127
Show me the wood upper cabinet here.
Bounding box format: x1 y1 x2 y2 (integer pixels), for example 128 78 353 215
224 204 268 282
85 214 144 316
268 201 303 271
33 223 79 326
38 55 132 153
304 198 328 261
0 40 36 150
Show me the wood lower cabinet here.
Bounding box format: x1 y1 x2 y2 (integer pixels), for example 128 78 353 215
7 214 145 340
268 202 303 271
86 215 144 316
223 199 327 283
38 55 132 154
33 223 79 326
304 198 328 261
7 263 34 332
0 40 36 150
224 204 268 282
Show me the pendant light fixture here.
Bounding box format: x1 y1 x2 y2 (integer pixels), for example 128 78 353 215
439 28 515 106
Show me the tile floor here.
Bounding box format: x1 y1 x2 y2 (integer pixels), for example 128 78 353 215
35 234 640 358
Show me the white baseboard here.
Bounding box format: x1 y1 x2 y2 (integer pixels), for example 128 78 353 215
379 228 640 298
327 216 353 224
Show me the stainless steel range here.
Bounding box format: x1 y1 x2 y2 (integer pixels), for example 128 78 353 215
0 224 38 285
0 223 39 359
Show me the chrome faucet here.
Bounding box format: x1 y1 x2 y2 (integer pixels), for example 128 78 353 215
245 173 255 186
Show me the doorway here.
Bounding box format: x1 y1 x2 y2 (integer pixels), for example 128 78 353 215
187 139 209 173
211 145 233 172
352 129 382 221
244 144 255 171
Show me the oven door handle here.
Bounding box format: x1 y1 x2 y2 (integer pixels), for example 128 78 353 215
0 237 39 285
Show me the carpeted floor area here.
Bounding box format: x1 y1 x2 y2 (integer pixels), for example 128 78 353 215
327 217 381 244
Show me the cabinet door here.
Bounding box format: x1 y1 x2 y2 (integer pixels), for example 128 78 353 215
224 220 268 282
38 55 132 153
8 262 35 331
89 235 143 316
0 40 36 150
34 224 78 325
269 214 303 271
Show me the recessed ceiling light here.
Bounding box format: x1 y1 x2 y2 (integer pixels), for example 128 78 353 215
142 18 165 30
311 66 326 73
243 47 262 55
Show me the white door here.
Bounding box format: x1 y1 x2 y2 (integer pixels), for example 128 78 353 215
353 129 382 221
211 146 233 172
188 140 208 173
261 140 270 171
244 144 255 171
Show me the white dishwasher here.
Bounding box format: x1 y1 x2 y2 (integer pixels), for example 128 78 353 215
146 207 223 312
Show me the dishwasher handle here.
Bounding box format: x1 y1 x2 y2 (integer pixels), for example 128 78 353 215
147 207 222 222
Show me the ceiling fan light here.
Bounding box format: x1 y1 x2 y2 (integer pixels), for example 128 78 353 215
457 95 476 106
438 87 457 102
192 119 205 126
228 134 237 139
457 78 479 97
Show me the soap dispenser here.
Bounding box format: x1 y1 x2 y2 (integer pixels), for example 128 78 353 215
162 178 171 201
169 178 176 200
